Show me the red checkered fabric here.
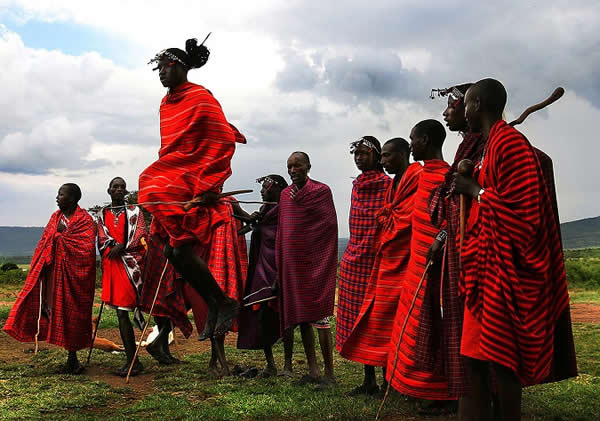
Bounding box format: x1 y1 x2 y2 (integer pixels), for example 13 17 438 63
138 81 246 248
336 170 390 351
386 160 452 400
460 121 575 385
4 207 96 351
276 179 338 332
340 163 422 366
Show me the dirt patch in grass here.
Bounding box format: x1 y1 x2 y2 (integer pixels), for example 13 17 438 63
571 303 600 323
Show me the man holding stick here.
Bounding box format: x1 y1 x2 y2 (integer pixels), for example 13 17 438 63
385 120 454 414
454 78 576 420
4 184 96 374
139 36 246 339
237 174 289 377
97 177 147 376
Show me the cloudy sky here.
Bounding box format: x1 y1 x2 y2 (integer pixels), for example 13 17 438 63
0 0 598 236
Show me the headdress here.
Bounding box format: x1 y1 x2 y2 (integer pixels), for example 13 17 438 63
148 33 211 70
256 175 288 189
349 136 381 155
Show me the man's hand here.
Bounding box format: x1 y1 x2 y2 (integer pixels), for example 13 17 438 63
453 173 482 199
427 239 444 265
107 243 125 258
57 221 67 233
198 191 218 205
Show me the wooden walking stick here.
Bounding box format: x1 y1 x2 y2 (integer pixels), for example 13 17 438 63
126 260 169 383
376 259 434 421
170 320 182 360
87 301 105 364
457 159 475 253
34 281 43 355
509 87 564 127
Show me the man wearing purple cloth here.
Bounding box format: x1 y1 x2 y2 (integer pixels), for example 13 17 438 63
276 152 338 386
237 174 291 377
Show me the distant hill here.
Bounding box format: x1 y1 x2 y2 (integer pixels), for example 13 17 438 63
1 216 599 259
0 226 44 257
561 216 600 249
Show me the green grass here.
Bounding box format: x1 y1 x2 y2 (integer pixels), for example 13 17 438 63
570 288 600 304
0 321 599 420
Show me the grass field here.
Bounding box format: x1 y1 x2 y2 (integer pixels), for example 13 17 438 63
0 287 598 420
0 252 599 420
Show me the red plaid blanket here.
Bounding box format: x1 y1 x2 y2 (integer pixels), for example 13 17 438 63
336 170 390 351
340 163 422 366
4 207 96 351
276 179 338 331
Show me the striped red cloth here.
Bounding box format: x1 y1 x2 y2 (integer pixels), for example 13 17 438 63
138 81 246 248
140 230 193 338
340 163 422 366
422 132 484 396
4 207 96 351
336 170 390 352
386 159 452 400
276 179 338 332
460 120 575 385
140 199 247 337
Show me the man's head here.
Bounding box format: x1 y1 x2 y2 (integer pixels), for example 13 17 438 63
442 83 472 132
380 138 410 175
57 183 81 212
287 151 311 187
107 177 128 204
464 78 507 132
149 38 210 89
410 119 446 161
350 136 383 172
257 174 288 203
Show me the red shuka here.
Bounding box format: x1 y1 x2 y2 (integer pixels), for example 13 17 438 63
386 159 452 400
4 207 96 351
340 163 422 366
460 121 574 385
138 81 246 248
140 231 193 338
97 206 147 311
336 170 391 351
276 179 338 332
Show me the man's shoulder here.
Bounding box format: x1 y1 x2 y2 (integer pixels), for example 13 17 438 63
309 179 331 192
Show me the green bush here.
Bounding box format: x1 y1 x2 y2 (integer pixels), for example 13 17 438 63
0 268 27 285
565 259 600 289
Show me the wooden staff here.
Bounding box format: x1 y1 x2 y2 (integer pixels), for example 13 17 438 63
376 259 434 421
34 281 43 355
126 260 169 383
457 159 475 253
170 320 182 360
86 301 105 364
182 190 253 211
509 87 564 127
